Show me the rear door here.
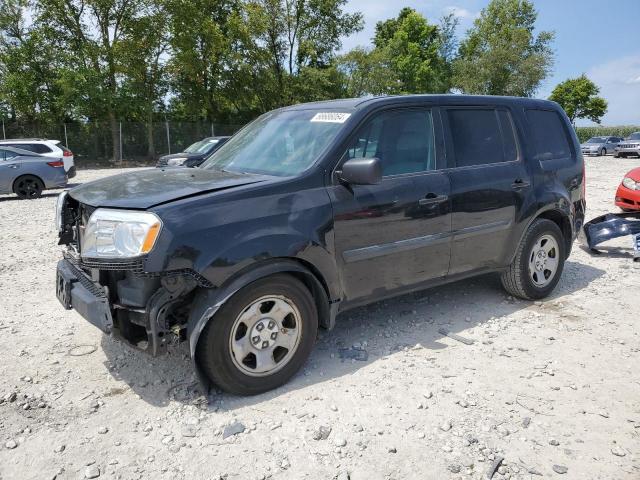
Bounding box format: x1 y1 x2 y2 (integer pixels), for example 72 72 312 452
442 106 531 274
329 106 451 302
0 148 21 193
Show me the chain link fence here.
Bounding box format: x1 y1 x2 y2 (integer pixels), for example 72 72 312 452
0 120 243 168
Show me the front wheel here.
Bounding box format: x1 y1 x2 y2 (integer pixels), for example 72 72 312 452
600 147 606 156
196 274 318 395
501 219 566 300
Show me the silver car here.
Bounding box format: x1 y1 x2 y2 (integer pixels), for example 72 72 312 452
580 136 623 156
0 146 68 199
614 132 640 158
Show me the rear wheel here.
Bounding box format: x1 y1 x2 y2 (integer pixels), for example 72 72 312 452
13 175 44 199
501 219 566 300
196 274 318 395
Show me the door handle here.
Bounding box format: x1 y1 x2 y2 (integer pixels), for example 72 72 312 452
511 179 530 189
418 193 448 206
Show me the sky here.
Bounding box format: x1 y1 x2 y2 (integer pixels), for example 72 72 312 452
340 0 640 126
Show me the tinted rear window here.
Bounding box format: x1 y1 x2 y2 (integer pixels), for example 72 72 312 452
2 143 51 154
447 109 518 167
525 109 572 160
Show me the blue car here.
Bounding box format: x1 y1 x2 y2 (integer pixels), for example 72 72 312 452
0 146 68 199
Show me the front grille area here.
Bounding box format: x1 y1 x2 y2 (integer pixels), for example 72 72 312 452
66 258 107 298
63 251 213 287
78 256 146 273
620 144 640 149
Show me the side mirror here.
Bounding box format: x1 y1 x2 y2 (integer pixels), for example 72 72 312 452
339 158 382 185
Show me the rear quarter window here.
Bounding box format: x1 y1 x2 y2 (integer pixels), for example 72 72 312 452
525 109 573 160
31 143 53 154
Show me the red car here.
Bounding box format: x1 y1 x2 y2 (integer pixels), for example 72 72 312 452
615 167 640 211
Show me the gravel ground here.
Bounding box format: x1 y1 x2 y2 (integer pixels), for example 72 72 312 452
0 158 639 480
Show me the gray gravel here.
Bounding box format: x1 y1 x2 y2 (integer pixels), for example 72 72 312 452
0 159 639 479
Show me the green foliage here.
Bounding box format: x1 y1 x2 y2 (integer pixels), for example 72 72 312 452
575 126 640 143
338 8 453 96
2 2 616 163
549 74 608 124
453 0 554 96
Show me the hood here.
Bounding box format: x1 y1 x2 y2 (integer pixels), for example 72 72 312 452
159 152 204 161
626 167 640 182
581 142 602 148
69 168 270 209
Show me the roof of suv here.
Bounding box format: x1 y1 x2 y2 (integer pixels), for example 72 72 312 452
0 138 59 143
282 94 560 112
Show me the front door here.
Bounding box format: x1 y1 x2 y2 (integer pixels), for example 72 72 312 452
442 107 532 274
328 107 451 303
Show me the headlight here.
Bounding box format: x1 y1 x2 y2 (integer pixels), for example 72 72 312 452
55 191 68 233
167 157 187 166
81 209 162 258
622 177 638 190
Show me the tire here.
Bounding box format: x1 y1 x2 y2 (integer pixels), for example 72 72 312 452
13 175 44 199
600 147 606 156
501 219 566 300
196 274 318 395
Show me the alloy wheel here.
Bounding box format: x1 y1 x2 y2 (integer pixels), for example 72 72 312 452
528 234 560 287
229 295 303 377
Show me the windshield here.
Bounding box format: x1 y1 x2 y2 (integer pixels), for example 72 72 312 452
200 109 350 176
628 132 640 140
586 137 606 143
184 139 219 154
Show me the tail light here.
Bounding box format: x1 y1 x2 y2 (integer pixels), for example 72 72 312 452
47 160 65 168
63 150 73 157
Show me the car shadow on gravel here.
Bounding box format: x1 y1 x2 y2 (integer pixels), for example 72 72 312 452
101 259 605 409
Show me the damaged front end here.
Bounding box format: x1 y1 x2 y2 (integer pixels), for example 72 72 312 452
55 193 207 355
580 212 640 260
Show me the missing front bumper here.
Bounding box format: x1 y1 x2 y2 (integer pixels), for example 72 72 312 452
580 212 640 259
56 259 114 333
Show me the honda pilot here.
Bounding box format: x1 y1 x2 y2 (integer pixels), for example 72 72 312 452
55 95 586 395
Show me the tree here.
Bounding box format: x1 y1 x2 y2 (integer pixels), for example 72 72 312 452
337 46 398 97
373 8 450 94
339 8 453 97
549 75 607 124
453 0 554 97
245 0 363 105
119 7 169 158
0 0 69 129
35 0 157 162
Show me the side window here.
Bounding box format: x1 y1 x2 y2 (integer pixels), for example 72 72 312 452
7 143 36 153
0 149 17 160
525 109 572 160
344 109 436 176
446 108 516 167
32 143 52 154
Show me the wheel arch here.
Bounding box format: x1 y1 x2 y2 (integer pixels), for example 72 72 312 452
186 257 333 362
12 173 44 193
510 205 573 265
535 209 573 258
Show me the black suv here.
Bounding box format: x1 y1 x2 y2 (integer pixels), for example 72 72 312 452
56 95 586 395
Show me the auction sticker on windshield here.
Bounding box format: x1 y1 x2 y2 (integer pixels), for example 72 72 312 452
310 112 351 123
